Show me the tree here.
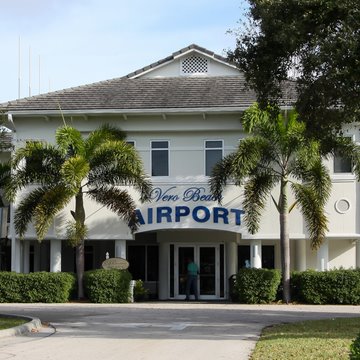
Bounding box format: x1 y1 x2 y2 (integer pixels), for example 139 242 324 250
209 104 331 303
0 111 11 208
229 0 360 137
6 124 152 299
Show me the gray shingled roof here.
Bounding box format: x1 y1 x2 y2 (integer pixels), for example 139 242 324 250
0 44 296 113
2 76 256 112
1 76 296 113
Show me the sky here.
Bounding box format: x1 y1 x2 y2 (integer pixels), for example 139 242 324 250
0 0 248 103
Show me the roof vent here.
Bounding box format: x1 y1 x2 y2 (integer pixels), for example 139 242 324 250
181 56 209 75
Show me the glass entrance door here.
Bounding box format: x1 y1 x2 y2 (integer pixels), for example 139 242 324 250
175 245 220 300
199 247 216 296
178 246 194 297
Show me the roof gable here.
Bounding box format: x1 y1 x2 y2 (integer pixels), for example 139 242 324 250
127 44 239 79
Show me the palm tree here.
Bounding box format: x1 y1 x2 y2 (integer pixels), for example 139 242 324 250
0 163 10 207
209 103 332 303
7 124 152 299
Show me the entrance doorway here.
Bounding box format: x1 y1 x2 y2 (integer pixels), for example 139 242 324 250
173 244 223 300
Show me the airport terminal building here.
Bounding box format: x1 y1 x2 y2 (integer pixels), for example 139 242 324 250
1 44 360 300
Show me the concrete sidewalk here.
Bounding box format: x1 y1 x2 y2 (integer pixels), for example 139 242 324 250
0 303 359 360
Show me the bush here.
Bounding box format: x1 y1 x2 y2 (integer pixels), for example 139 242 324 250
84 269 132 303
133 279 149 302
295 269 360 305
350 332 360 359
0 272 75 303
232 268 281 304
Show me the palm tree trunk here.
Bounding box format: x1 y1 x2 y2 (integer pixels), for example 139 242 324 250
279 178 291 304
75 191 86 299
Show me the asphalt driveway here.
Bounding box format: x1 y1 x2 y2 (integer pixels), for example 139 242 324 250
0 302 359 360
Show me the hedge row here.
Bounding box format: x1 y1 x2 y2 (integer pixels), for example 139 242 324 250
291 269 360 305
230 268 360 305
0 272 75 303
231 268 281 304
84 269 132 303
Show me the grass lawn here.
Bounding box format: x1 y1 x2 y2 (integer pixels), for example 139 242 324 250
250 317 360 360
0 316 27 330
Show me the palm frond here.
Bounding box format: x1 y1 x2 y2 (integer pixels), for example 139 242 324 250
243 171 278 234
209 153 238 204
85 124 126 159
291 183 329 250
0 162 11 206
87 186 139 232
14 187 48 238
8 141 64 201
241 103 279 133
65 220 88 247
32 185 74 240
297 159 332 207
60 155 90 191
88 140 152 201
55 125 84 156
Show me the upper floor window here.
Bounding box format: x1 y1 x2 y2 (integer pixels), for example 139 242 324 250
151 141 169 176
126 140 135 147
205 140 223 176
334 137 353 173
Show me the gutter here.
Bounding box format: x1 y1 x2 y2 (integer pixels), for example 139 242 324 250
5 105 293 118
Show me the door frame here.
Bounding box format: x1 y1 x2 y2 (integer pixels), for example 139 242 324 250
173 243 222 300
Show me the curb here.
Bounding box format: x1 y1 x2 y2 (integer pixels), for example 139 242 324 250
0 314 42 337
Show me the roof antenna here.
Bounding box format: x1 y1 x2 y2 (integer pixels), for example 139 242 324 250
18 36 21 99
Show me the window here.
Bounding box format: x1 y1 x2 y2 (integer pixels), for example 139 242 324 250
151 141 169 176
126 140 135 147
127 245 159 281
237 245 275 269
261 246 275 269
334 137 353 173
205 140 223 176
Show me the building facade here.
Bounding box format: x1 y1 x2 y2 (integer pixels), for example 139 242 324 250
2 44 360 300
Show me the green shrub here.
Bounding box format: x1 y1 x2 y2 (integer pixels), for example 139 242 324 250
22 272 76 303
296 269 360 305
233 268 281 304
84 269 132 303
350 332 360 359
0 272 23 303
0 272 75 303
133 279 149 302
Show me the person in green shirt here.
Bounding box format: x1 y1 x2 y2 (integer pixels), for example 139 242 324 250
185 258 199 301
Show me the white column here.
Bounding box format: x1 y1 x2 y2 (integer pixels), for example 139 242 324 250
226 240 237 277
23 241 30 273
226 239 238 300
295 239 307 271
50 239 62 272
317 239 329 271
250 239 262 268
115 240 126 258
158 242 169 300
356 240 360 268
